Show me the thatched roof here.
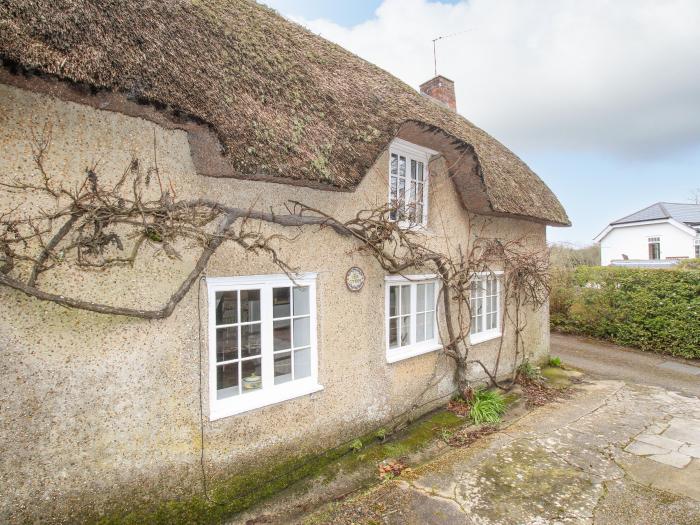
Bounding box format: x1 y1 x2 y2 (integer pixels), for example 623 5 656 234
0 0 569 226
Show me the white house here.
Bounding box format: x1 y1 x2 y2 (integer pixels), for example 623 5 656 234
594 202 700 266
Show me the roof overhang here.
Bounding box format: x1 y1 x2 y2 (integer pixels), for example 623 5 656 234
594 218 697 243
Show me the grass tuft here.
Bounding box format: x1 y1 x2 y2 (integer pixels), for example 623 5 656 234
469 389 506 424
547 356 562 367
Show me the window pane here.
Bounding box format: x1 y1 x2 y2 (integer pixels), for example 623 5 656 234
417 284 426 313
273 287 290 318
274 352 292 385
217 363 239 399
216 327 238 362
398 177 405 200
293 317 310 347
391 153 398 175
426 283 435 310
273 319 291 351
416 203 423 223
215 291 238 325
399 156 406 178
401 315 410 346
426 311 435 340
390 176 397 204
241 359 262 394
416 312 426 342
241 323 261 357
389 286 398 317
389 318 399 348
417 162 424 182
400 285 410 315
293 286 310 316
240 289 260 322
411 159 417 180
294 347 311 379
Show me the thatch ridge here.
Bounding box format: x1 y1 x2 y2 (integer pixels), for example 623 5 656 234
0 0 569 225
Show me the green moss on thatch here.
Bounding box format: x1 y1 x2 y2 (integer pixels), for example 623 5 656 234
0 0 568 225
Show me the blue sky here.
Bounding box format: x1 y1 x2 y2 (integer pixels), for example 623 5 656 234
263 0 700 245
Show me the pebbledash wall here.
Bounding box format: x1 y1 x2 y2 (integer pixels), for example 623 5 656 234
0 82 549 522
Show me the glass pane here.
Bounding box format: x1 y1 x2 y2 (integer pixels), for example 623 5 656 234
400 285 411 315
416 203 423 223
274 352 292 385
294 347 311 379
389 286 398 317
401 315 410 346
241 323 261 357
416 312 426 342
390 176 397 201
390 153 398 175
426 311 435 340
273 287 291 318
240 289 260 322
273 319 291 351
216 327 238 362
399 156 406 178
417 162 424 182
217 363 239 399
411 159 416 180
241 359 262 394
417 182 424 203
417 284 426 313
293 317 310 348
425 283 435 310
389 318 398 348
215 291 237 325
293 286 310 316
398 177 405 200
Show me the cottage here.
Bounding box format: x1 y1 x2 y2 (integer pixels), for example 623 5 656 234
0 0 568 522
595 202 700 266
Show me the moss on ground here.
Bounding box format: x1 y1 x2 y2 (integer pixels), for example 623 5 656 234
96 409 466 524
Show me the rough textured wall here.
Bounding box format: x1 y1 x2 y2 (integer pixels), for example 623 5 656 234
0 82 549 522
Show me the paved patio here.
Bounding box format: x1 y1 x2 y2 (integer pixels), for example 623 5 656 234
304 380 700 524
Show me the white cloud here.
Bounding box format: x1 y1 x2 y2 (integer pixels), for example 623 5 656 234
289 0 700 156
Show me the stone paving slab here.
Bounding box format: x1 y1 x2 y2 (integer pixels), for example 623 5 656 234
304 381 700 525
657 360 700 375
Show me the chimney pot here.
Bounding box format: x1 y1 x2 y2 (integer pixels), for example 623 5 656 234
419 75 457 112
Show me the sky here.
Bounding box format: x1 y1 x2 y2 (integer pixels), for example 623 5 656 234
262 0 700 245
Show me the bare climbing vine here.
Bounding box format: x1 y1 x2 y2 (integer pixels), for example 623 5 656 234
0 123 549 390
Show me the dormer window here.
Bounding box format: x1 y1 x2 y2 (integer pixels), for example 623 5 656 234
388 139 436 227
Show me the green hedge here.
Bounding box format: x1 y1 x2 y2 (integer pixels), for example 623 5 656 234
550 266 700 358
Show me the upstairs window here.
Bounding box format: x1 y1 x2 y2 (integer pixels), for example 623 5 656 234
388 139 436 227
470 273 502 344
207 274 321 420
648 237 661 260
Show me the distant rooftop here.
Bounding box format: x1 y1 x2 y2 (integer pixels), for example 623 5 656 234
611 202 700 226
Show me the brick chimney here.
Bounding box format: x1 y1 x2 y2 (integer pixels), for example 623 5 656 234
419 75 456 111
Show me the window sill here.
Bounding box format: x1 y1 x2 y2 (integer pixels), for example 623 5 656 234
210 381 324 421
387 341 443 363
470 330 502 345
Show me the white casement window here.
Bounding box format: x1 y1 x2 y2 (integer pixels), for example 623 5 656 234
385 275 441 363
207 274 322 420
695 238 700 258
470 273 503 344
388 139 437 227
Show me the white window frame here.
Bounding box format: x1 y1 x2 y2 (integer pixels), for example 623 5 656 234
648 236 661 260
385 274 442 363
388 138 438 228
207 273 322 420
469 272 503 345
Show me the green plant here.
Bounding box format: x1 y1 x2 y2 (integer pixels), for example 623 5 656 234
374 428 388 442
350 439 363 452
517 361 540 380
547 356 562 367
469 389 506 424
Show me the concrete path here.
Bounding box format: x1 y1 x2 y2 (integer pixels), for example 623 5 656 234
306 381 700 524
551 333 700 397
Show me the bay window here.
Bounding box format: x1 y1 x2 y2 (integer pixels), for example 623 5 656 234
470 273 502 344
207 274 321 420
385 275 441 363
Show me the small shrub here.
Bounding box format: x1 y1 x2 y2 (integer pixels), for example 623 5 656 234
350 439 363 452
517 361 541 380
547 356 562 367
469 389 506 424
374 428 388 442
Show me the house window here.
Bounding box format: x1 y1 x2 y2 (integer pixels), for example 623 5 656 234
385 275 441 363
470 273 502 344
695 239 700 258
648 237 661 259
388 139 435 227
207 274 321 420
